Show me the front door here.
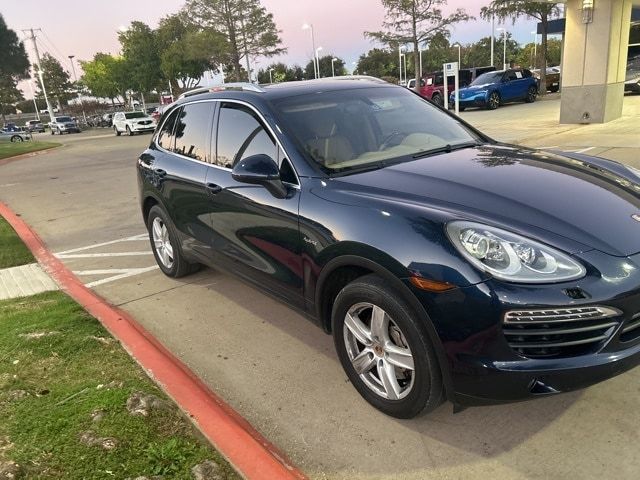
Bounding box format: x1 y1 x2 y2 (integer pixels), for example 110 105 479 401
205 101 303 307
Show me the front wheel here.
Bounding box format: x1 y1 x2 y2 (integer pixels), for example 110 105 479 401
487 91 500 110
332 274 443 418
126 126 133 136
525 86 537 103
114 126 121 136
147 205 200 278
10 135 23 143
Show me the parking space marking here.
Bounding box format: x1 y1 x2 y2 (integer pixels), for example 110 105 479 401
57 252 153 259
83 266 159 288
55 234 148 255
573 146 596 154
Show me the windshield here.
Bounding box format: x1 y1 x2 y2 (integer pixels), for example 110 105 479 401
470 71 503 86
125 112 147 119
272 86 480 174
56 116 72 122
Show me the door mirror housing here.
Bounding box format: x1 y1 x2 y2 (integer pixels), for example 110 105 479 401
231 154 288 198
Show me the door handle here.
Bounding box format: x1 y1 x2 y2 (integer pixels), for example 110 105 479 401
206 183 223 194
154 168 167 178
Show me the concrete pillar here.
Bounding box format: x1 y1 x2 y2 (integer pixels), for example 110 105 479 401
560 0 633 123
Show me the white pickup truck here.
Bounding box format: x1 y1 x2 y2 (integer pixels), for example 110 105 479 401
49 116 80 135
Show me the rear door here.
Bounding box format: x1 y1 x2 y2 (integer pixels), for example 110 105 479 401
205 101 304 306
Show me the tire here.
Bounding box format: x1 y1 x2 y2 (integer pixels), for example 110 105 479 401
332 274 443 418
487 91 500 110
525 86 537 103
431 93 443 107
549 86 559 93
10 135 23 143
114 126 121 136
50 128 55 135
459 106 466 112
147 205 200 278
126 126 133 136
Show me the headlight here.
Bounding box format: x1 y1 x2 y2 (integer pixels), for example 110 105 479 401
446 221 586 283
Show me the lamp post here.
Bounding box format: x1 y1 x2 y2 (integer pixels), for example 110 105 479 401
302 24 318 78
490 14 495 67
68 55 87 124
398 45 406 85
268 68 274 83
453 43 461 68
315 47 323 78
497 27 507 70
531 30 537 69
331 58 338 77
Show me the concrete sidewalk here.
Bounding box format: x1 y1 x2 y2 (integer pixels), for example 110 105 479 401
0 263 58 300
460 93 640 166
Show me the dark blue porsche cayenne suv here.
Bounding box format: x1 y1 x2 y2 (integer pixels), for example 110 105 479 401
137 78 640 418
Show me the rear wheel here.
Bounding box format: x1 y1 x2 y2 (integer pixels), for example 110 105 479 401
525 86 537 103
549 85 559 93
147 205 200 278
431 93 443 107
332 274 443 418
10 135 23 143
487 91 500 110
126 125 133 136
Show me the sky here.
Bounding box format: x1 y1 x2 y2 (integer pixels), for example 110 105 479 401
2 0 538 95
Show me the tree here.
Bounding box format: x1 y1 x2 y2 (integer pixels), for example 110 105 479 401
355 48 398 78
183 0 286 82
35 53 72 110
304 55 346 79
80 53 130 105
366 0 471 91
462 34 520 70
256 62 304 83
156 14 229 94
0 14 29 123
0 77 23 123
118 21 162 105
481 1 561 94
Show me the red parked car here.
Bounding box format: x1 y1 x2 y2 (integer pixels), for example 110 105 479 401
416 66 496 106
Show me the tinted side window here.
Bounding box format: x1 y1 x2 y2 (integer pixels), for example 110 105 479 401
157 108 180 150
216 103 277 168
173 103 213 162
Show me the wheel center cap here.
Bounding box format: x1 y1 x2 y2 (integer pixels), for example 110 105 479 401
373 343 384 357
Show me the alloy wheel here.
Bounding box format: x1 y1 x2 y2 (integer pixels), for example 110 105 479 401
489 92 500 109
11 136 23 143
343 302 415 400
152 217 174 269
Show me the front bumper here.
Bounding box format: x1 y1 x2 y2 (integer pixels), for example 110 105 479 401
624 81 640 93
408 249 640 406
131 123 155 132
450 92 488 108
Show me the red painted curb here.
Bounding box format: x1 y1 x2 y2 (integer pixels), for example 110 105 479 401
0 202 308 480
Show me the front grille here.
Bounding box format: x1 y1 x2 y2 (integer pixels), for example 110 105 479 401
503 306 621 358
620 314 640 343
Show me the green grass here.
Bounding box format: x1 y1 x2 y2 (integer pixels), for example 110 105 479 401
0 292 240 479
0 141 61 160
0 217 34 269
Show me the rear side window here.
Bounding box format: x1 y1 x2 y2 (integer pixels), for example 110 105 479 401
157 108 180 151
173 102 213 162
216 103 277 169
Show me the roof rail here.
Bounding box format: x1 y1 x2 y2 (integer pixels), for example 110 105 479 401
318 75 389 84
178 83 265 99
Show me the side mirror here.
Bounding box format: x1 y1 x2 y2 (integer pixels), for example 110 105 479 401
231 154 288 199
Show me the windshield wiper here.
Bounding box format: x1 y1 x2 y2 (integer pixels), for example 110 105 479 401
412 141 480 159
330 161 389 177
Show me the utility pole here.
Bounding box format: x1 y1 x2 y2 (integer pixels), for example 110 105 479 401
490 15 495 67
23 28 56 124
26 79 40 121
68 55 87 124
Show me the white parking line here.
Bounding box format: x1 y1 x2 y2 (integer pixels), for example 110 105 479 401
573 146 596 154
56 252 152 259
55 234 148 255
84 266 159 288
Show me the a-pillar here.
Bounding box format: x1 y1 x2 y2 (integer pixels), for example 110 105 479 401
560 0 633 123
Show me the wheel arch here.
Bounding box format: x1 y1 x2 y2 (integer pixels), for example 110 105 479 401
314 253 454 400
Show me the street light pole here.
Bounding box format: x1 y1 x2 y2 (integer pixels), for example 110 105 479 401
490 14 495 67
497 28 507 70
268 68 274 83
68 55 87 124
315 47 323 78
531 30 537 69
453 43 461 68
331 58 338 77
302 24 318 79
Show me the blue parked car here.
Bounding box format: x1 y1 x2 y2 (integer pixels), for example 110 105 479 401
450 68 538 111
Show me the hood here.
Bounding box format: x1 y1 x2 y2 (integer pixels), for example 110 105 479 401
335 145 640 257
459 83 494 93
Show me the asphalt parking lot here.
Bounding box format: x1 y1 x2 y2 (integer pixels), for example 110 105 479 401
2 96 640 480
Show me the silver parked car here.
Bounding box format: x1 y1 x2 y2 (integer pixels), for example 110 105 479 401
0 129 31 143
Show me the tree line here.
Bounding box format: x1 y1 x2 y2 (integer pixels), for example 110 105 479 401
0 0 564 119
